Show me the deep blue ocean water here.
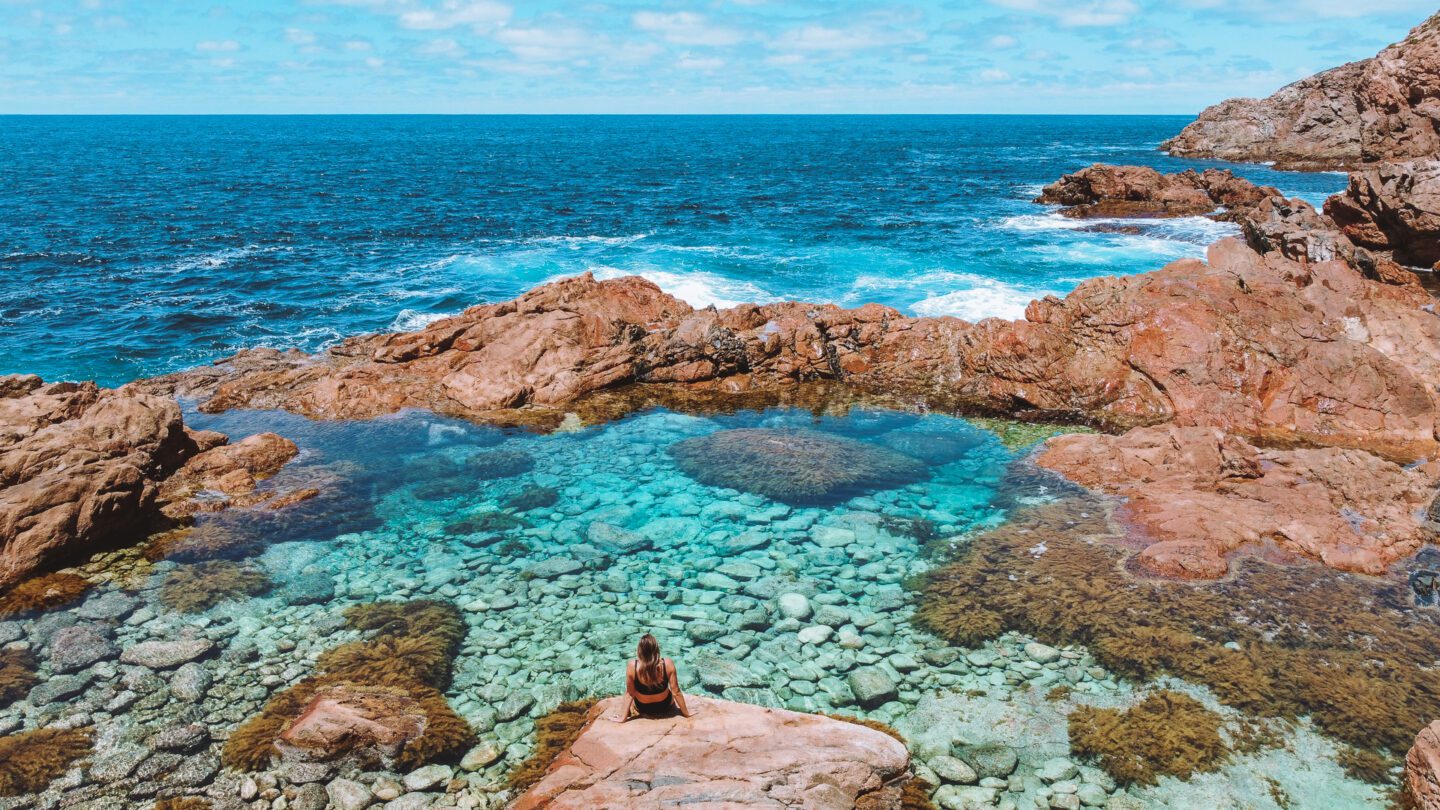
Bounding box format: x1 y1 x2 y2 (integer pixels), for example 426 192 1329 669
0 115 1347 387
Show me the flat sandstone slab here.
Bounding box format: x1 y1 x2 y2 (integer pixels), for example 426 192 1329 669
512 696 912 809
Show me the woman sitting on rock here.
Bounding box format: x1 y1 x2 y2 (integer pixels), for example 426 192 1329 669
620 633 692 721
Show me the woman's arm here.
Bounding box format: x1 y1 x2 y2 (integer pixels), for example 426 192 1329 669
668 659 691 717
618 661 638 722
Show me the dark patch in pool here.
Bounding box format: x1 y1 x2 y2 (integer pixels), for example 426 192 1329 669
668 428 928 506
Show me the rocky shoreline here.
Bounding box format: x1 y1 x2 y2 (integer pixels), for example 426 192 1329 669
4 60 1440 807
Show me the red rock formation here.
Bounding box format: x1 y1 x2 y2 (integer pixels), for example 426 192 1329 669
0 377 303 587
1163 12 1440 169
1035 425 1440 579
0 379 198 588
512 696 911 809
158 432 300 518
136 235 1440 462
1325 160 1440 268
275 686 428 764
1409 720 1440 810
1035 164 1278 219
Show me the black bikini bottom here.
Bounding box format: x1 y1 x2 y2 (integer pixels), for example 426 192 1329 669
634 693 678 718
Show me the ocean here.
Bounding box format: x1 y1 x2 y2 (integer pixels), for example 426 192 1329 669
0 115 1346 387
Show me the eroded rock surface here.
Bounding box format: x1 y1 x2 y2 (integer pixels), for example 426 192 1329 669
1035 164 1278 219
1326 159 1440 268
512 696 911 809
0 377 302 587
1409 719 1440 810
1164 12 1440 169
136 238 1440 462
1036 425 1440 579
0 379 197 588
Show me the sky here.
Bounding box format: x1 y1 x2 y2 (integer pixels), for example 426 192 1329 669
0 0 1435 114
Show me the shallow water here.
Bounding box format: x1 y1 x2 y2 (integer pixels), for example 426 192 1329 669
0 115 1348 386
0 405 1391 808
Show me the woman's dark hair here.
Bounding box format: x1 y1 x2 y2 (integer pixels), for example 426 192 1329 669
636 633 663 689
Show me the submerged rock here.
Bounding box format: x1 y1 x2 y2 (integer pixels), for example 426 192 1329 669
668 429 927 506
1408 719 1440 809
510 696 911 808
276 685 429 764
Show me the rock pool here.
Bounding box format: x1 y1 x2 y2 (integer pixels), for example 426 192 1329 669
0 405 1395 809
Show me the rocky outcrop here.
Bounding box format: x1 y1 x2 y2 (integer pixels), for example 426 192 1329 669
1035 425 1440 579
1163 12 1440 169
1325 160 1440 268
0 377 302 588
0 379 198 588
1409 719 1440 810
158 432 300 519
512 696 912 809
1035 164 1278 219
275 685 428 765
1038 163 1422 283
137 235 1440 461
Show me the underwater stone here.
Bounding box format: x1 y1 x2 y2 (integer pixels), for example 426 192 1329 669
148 723 211 752
668 429 928 506
776 593 812 620
28 672 93 705
961 744 1019 779
1025 643 1061 664
586 522 650 554
465 449 534 480
282 572 336 606
1038 757 1078 783
695 654 762 690
384 794 435 810
697 572 739 590
402 763 452 791
326 777 375 810
879 429 984 466
120 638 214 669
169 662 212 702
847 667 897 708
74 591 138 622
459 741 503 771
47 625 118 673
293 783 330 810
525 558 582 580
495 692 536 723
930 755 979 785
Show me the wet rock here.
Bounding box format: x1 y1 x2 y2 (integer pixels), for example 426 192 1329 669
170 661 212 702
1024 642 1060 664
281 572 336 605
293 783 330 810
327 777 375 810
459 741 503 771
134 752 184 782
694 654 762 690
385 795 435 810
934 784 998 809
283 760 338 784
962 744 1018 779
1038 757 1078 783
88 745 150 782
847 667 897 708
170 751 220 787
47 625 118 673
28 672 93 705
148 723 211 752
1036 164 1275 219
930 755 979 785
525 557 582 580
120 638 215 669
495 691 536 722
586 522 650 554
277 687 428 766
402 764 452 792
776 592 812 620
74 590 138 621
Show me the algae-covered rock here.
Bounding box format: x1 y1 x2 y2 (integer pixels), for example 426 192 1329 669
669 429 927 505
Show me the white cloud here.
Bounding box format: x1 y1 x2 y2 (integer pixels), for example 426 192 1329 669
417 37 464 56
396 1 511 32
633 11 746 46
677 54 725 70
196 39 241 52
285 28 317 45
765 53 805 66
979 68 1011 81
986 34 1019 49
494 26 594 61
990 0 1139 27
773 24 924 52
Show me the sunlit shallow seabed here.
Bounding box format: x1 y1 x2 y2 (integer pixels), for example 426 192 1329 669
0 405 1396 808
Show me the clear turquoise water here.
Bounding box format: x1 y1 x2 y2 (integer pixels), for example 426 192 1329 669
0 115 1347 387
155 404 1381 808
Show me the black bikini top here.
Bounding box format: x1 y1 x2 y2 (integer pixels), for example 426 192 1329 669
634 658 670 695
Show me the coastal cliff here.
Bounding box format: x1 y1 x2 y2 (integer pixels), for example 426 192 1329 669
1163 11 1440 170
